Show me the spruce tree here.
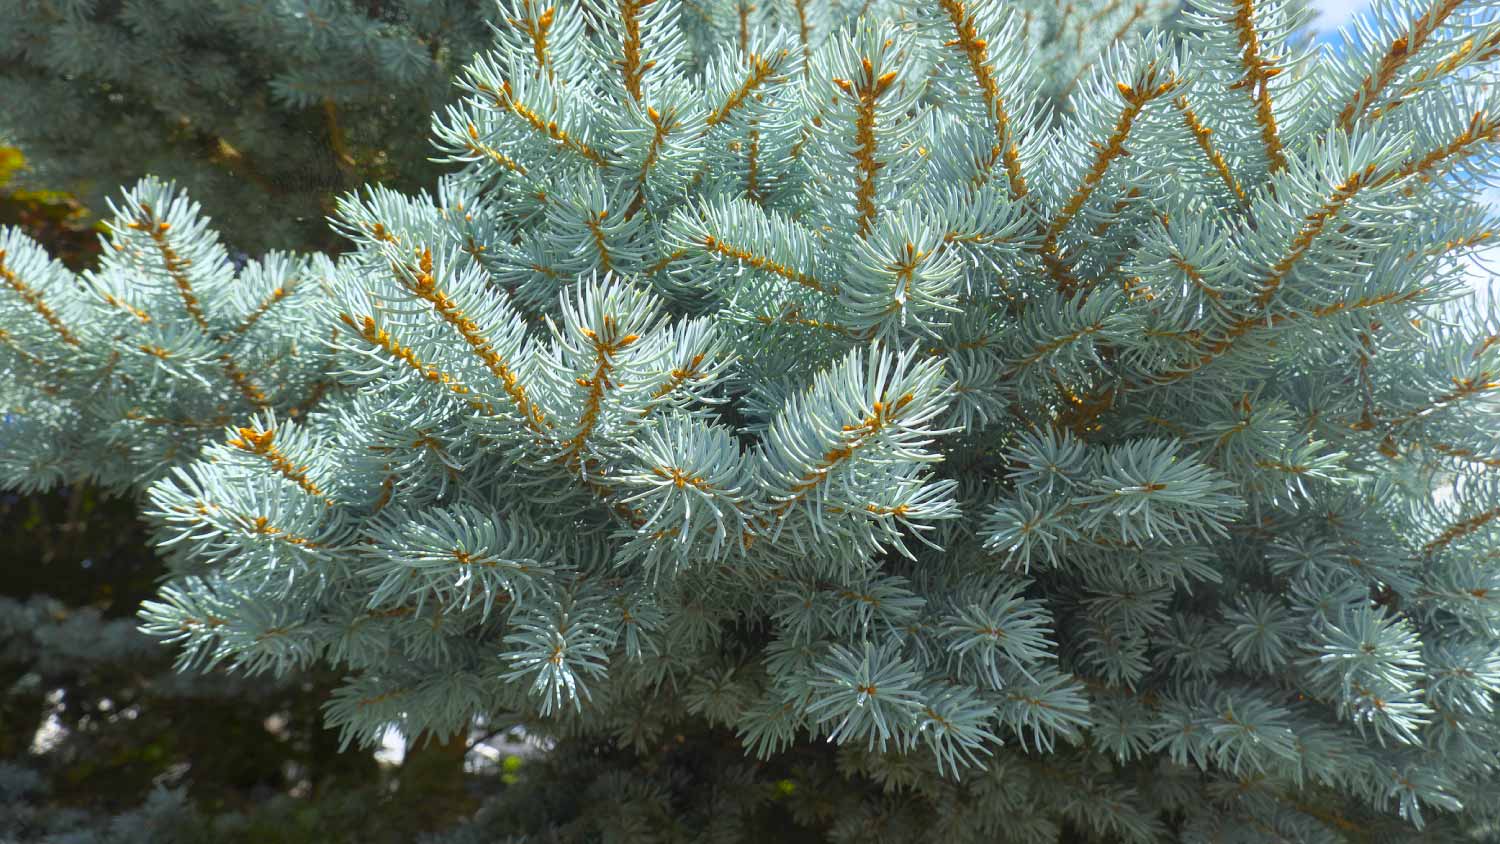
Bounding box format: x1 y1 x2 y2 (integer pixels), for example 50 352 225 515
0 0 500 253
4 0 1500 840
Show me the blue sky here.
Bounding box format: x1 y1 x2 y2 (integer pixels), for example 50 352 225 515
1309 0 1376 35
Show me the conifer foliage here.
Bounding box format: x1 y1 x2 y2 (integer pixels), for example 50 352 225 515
4 0 1500 839
0 0 499 252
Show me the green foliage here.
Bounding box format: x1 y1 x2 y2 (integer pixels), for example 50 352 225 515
0 0 499 252
4 0 1500 840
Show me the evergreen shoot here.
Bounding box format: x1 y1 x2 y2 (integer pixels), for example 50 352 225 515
4 0 1500 839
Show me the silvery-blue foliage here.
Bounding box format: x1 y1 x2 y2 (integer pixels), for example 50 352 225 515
4 0 1500 838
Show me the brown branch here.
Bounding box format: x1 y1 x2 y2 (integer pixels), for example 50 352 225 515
1371 30 1500 123
1416 229 1495 259
1057 3 1146 101
654 355 707 405
756 393 917 535
738 0 753 55
393 248 549 434
559 316 640 469
476 82 608 167
337 312 495 414
833 60 899 238
643 248 688 275
129 202 210 330
98 292 153 324
1081 0 1124 49
1475 332 1500 360
371 472 396 514
626 106 676 220
1431 442 1500 468
124 407 233 429
700 234 837 295
509 0 557 79
1424 503 1500 555
220 355 272 408
1170 255 1224 300
1005 322 1107 376
1251 164 1375 310
289 379 334 419
464 123 529 175
585 211 614 273
226 425 334 505
746 126 762 204
618 0 655 102
1254 110 1500 310
0 327 46 367
1141 285 1431 386
794 0 812 76
1175 94 1247 204
1336 0 1465 132
128 203 276 406
234 280 297 336
1042 72 1178 294
708 49 789 127
939 0 1028 199
1228 0 1289 172
207 137 283 198
1388 372 1499 426
1090 186 1144 239
753 306 859 337
0 248 81 346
